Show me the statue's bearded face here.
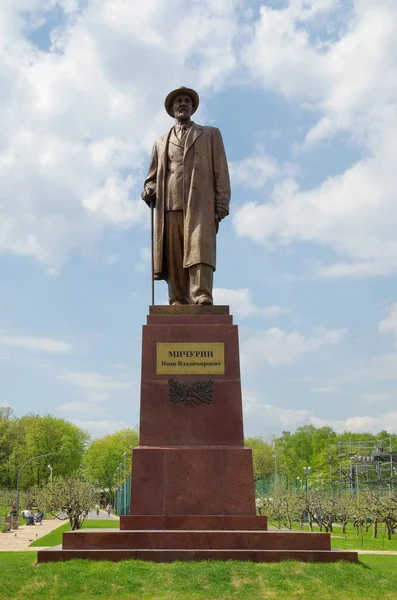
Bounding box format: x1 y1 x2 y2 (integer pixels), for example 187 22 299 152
172 94 193 119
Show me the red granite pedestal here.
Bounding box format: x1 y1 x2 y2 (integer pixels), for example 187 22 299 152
37 306 357 563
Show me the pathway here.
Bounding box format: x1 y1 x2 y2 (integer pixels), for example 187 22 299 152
0 518 64 552
0 510 119 552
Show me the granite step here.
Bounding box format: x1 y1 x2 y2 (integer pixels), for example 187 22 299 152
62 529 331 551
37 547 358 564
120 515 267 530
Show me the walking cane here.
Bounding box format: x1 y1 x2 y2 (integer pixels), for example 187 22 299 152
150 198 155 306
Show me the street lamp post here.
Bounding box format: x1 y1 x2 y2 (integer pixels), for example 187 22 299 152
303 466 312 500
123 452 128 517
16 453 55 516
273 454 278 487
118 462 123 514
116 466 121 509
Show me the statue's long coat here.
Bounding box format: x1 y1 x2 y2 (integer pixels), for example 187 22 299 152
144 123 231 280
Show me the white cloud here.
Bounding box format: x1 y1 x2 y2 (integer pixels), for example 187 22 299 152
102 253 119 266
229 152 281 189
71 419 130 437
236 0 397 278
135 246 151 272
311 385 340 395
243 389 311 432
58 371 137 421
58 400 108 415
347 354 397 383
59 371 134 390
243 389 397 435
241 326 347 371
311 411 397 434
263 306 293 318
360 391 397 405
213 288 291 319
0 0 239 268
379 302 397 343
0 333 72 353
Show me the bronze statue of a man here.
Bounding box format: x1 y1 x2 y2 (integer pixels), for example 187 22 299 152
141 87 231 305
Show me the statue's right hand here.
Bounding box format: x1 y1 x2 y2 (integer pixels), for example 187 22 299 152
141 188 156 207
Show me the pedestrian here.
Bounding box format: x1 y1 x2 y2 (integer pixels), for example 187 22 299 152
106 504 111 517
95 503 100 516
23 508 34 525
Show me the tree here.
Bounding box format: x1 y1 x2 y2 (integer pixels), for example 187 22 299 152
334 491 355 534
257 489 305 530
305 488 337 532
0 406 18 488
360 489 397 540
274 426 337 482
35 476 99 530
83 428 139 500
245 437 274 480
7 414 89 489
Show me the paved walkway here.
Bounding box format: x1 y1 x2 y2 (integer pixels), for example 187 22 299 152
0 518 64 552
0 510 119 552
358 550 397 555
86 509 119 521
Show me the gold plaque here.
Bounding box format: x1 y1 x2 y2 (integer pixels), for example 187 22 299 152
157 342 225 375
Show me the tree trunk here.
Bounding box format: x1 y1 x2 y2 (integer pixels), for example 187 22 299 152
372 518 378 539
386 520 393 541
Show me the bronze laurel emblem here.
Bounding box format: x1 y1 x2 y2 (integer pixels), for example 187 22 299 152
168 379 213 406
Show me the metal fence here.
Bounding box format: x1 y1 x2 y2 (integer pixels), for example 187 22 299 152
114 475 131 516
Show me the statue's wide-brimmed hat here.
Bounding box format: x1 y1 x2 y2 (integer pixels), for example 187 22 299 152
164 86 199 117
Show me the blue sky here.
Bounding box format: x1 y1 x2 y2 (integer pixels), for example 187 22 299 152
1 0 397 438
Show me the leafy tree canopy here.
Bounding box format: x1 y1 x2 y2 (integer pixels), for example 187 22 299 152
1 412 89 489
83 428 139 496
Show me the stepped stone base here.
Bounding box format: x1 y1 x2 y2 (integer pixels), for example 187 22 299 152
37 546 358 564
36 309 358 565
36 528 358 564
120 515 267 530
62 529 331 551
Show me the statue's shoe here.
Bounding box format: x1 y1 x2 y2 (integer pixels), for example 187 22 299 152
196 296 213 305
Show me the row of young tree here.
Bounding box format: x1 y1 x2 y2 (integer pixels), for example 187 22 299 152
2 405 396 507
0 406 88 489
246 425 397 482
0 406 138 499
257 487 397 540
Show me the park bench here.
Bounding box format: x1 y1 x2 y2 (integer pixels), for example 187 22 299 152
1 516 11 533
0 515 19 532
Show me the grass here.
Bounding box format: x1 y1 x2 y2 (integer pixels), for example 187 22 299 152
271 521 397 552
330 523 397 551
30 519 119 547
0 553 396 599
32 517 397 551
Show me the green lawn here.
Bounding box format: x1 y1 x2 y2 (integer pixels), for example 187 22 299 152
32 518 397 552
330 523 397 551
30 519 119 547
272 521 397 552
0 553 395 600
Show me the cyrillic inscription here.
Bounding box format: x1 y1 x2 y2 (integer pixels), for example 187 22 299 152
157 343 225 374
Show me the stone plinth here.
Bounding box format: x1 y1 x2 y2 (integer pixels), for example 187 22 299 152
128 447 255 516
37 307 358 564
128 309 256 521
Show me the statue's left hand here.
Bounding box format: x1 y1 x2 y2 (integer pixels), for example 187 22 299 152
215 212 221 234
141 187 156 207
